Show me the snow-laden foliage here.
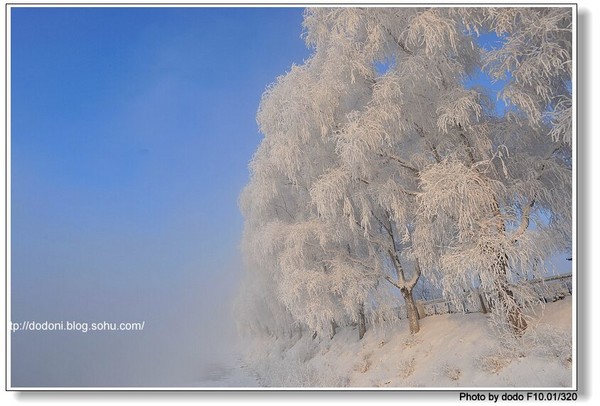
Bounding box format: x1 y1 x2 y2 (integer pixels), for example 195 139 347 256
238 7 572 344
477 8 572 143
239 34 391 337
413 117 571 334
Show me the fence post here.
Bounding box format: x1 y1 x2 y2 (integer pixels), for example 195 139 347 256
474 289 488 314
416 301 426 319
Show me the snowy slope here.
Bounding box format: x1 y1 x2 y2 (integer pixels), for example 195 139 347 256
243 297 572 388
194 357 259 387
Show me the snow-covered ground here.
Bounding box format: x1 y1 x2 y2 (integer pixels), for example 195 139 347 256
241 297 572 388
194 357 260 387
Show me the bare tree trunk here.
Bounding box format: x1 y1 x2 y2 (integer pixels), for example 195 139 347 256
498 280 527 335
477 289 489 314
491 202 528 335
499 253 527 334
488 252 527 335
385 255 422 334
401 287 420 334
462 134 528 335
358 303 366 340
505 294 527 334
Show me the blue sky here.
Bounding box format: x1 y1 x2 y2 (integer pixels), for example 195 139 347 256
10 7 311 386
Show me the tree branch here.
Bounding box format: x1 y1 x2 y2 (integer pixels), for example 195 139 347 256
351 218 387 248
458 130 475 165
510 160 550 243
339 248 378 274
386 244 407 288
359 176 417 196
384 275 401 289
429 143 442 163
511 198 535 243
414 122 442 163
407 258 421 289
384 27 414 56
384 210 399 250
372 210 393 239
274 204 294 221
284 180 308 192
377 152 420 174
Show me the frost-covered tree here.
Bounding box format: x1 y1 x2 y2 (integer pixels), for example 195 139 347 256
412 7 572 334
239 53 393 340
238 6 572 340
304 7 486 334
414 122 571 334
481 8 572 144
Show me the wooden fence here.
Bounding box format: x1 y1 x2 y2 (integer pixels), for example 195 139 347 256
390 273 572 320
